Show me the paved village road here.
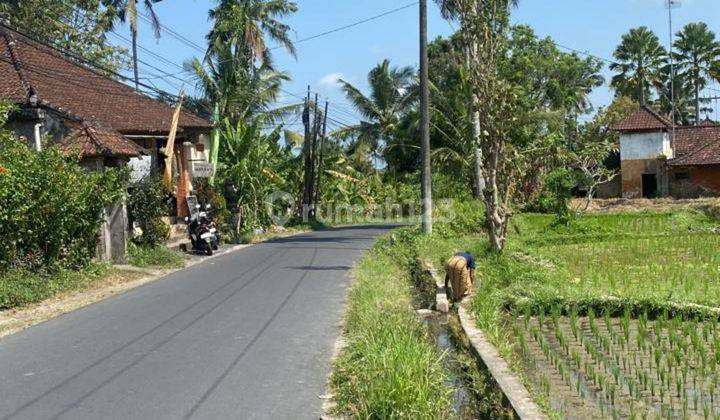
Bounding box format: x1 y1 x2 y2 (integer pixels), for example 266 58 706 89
0 225 396 420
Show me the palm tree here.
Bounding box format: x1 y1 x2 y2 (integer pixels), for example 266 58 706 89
102 0 163 91
654 68 703 125
207 0 298 74
673 22 720 125
338 60 416 171
610 27 667 106
185 47 292 124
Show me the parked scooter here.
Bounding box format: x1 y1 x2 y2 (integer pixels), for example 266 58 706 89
185 204 220 255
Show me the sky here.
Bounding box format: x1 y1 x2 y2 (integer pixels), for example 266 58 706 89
116 0 720 128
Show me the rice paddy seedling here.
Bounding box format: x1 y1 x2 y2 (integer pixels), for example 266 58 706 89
458 210 720 419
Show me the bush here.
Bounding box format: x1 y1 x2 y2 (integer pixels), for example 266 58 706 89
193 179 231 238
127 243 186 269
0 116 125 271
128 176 171 246
524 168 577 225
0 263 108 310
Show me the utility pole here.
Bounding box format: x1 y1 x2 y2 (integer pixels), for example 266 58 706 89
302 86 313 219
308 93 321 219
315 101 329 210
666 0 681 145
419 0 433 234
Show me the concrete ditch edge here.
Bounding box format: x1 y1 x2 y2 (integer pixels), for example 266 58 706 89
422 260 545 419
418 259 449 313
458 305 547 420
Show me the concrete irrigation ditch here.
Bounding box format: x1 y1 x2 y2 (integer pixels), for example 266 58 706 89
419 259 546 419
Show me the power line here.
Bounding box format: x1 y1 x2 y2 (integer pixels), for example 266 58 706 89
0 20 184 102
137 11 205 53
270 2 419 51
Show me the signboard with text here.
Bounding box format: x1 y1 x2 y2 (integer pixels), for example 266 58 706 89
192 162 215 178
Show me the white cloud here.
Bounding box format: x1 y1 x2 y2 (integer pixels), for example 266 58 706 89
318 72 344 89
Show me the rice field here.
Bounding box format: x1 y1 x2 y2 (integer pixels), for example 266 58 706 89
500 211 720 418
418 208 720 418
512 306 720 419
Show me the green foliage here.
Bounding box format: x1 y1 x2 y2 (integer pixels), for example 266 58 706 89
127 243 186 269
609 26 667 105
218 116 291 232
673 22 720 123
193 179 231 238
544 168 577 225
128 176 171 247
0 0 128 72
0 263 108 310
0 107 126 271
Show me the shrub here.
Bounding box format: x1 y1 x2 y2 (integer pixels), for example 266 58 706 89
193 179 230 238
0 263 108 310
0 114 125 271
127 243 186 269
128 176 171 247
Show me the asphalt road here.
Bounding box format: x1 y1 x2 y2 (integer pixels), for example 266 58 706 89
0 225 395 420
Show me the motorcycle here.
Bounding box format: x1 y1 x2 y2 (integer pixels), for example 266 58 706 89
185 204 220 255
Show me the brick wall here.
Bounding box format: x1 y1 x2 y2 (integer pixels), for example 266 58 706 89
669 165 720 198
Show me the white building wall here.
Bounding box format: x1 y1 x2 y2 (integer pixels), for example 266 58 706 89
619 131 673 160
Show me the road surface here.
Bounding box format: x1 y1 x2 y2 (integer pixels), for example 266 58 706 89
0 225 395 420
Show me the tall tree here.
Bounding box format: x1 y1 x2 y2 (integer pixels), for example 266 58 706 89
436 0 516 200
207 0 298 75
447 0 519 252
338 60 416 171
610 27 667 106
673 22 720 125
0 0 126 71
102 0 163 91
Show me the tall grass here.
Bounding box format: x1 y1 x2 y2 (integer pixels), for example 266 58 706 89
331 244 452 419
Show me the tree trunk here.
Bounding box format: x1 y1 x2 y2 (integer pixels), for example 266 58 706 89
464 12 485 200
132 28 139 92
694 78 701 125
483 146 507 252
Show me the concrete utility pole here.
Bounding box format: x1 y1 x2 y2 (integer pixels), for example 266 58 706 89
302 86 313 219
315 101 329 210
419 0 433 234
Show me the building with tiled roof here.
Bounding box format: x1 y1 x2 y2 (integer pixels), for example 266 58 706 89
0 24 212 176
612 106 720 198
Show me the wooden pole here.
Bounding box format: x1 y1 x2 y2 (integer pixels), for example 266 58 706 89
419 0 433 234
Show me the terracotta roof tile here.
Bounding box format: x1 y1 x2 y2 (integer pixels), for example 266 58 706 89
612 106 670 132
0 26 211 134
57 123 145 158
669 126 720 166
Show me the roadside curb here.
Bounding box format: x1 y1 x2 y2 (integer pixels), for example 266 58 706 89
423 260 545 419
458 305 546 420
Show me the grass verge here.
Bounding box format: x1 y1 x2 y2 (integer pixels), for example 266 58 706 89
0 263 110 311
330 235 452 419
128 243 187 269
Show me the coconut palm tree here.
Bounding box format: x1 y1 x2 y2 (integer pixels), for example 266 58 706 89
610 27 667 106
207 0 298 74
185 46 292 124
102 0 163 91
673 22 720 125
337 60 416 171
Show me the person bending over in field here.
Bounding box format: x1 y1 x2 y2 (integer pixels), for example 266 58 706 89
444 251 475 302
